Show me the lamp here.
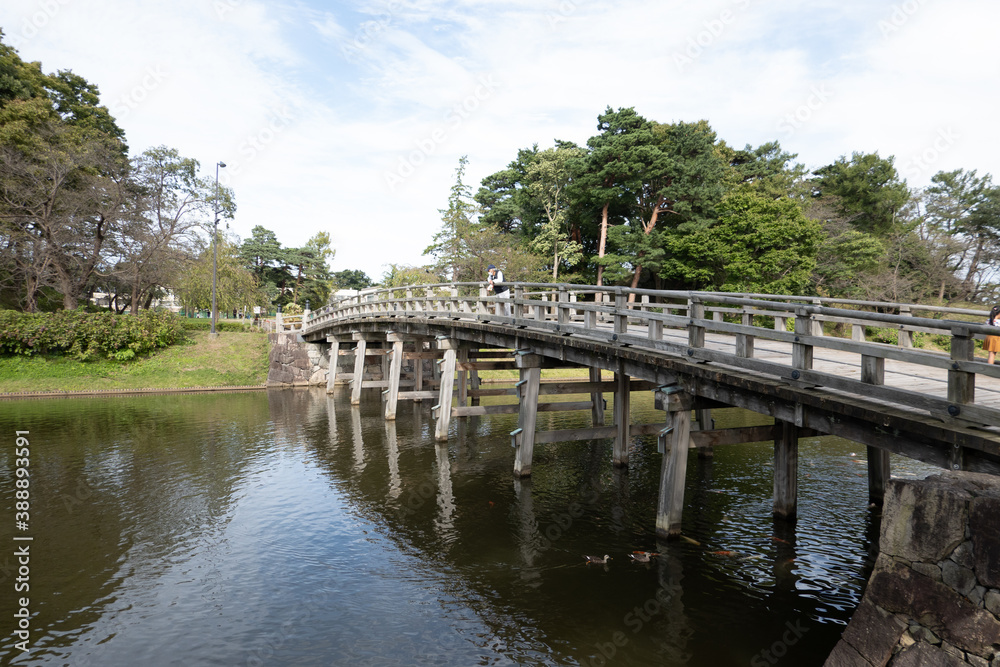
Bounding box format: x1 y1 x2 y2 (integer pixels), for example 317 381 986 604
211 161 226 335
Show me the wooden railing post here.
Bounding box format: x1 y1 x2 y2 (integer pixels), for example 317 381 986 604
948 326 975 427
736 306 754 358
558 286 569 326
688 296 705 350
792 307 814 375
614 288 627 335
898 305 913 348
810 298 824 337
861 350 890 503
513 284 524 320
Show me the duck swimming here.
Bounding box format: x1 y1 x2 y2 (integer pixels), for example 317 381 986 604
584 554 611 564
628 551 658 563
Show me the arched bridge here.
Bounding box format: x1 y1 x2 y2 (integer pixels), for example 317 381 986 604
299 282 1000 538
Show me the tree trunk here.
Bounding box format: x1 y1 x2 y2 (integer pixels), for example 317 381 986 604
596 202 609 287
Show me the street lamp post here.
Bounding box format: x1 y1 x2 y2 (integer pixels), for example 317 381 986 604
211 161 226 335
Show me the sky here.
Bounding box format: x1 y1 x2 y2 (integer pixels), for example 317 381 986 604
1 0 998 282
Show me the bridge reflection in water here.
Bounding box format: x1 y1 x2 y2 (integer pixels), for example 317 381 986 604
303 282 1000 540
277 386 938 665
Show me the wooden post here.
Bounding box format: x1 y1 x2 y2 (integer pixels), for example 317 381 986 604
326 337 340 393
656 387 692 539
694 409 714 459
351 338 367 405
792 308 814 373
513 352 542 478
558 286 569 326
457 348 469 412
384 334 404 421
688 296 705 349
614 289 627 335
434 338 458 442
589 366 605 426
852 324 866 342
736 307 754 358
898 305 913 348
773 419 799 520
861 352 890 503
413 341 425 403
468 349 481 407
613 365 631 467
948 326 975 411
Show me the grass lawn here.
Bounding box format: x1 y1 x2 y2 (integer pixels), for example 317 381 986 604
0 331 270 393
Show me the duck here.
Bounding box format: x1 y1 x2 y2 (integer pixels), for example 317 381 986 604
628 551 658 563
584 554 611 564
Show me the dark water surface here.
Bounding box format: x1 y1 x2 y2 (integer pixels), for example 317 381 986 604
0 387 936 666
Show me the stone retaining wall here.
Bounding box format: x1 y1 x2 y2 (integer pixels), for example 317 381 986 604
825 471 1000 666
267 332 328 386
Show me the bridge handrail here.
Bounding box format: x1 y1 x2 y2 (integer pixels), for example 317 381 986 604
305 282 1000 425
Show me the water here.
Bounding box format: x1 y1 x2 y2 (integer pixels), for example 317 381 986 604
0 387 937 666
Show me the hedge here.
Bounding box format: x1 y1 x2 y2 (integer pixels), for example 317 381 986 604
180 319 261 333
0 309 188 361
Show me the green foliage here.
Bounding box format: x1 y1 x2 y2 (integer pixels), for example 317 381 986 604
331 269 373 290
0 309 187 360
811 152 909 236
180 319 259 333
662 190 823 293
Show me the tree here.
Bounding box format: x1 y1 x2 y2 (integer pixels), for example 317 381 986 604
524 144 586 280
109 146 234 314
331 269 373 290
0 32 129 310
811 152 910 237
664 190 823 294
922 169 1000 300
176 237 266 316
577 107 655 286
425 156 480 281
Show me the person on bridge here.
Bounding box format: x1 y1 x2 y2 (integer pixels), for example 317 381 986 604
487 264 511 317
986 305 1000 364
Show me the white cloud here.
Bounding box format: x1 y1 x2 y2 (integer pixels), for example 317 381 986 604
3 0 1000 284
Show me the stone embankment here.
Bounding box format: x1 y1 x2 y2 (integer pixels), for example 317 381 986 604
267 332 329 386
826 471 1000 666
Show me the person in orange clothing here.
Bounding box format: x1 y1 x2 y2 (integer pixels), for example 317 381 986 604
985 305 1000 364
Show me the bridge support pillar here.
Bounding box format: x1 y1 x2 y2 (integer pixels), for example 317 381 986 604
589 367 605 426
513 352 542 478
384 333 404 421
326 337 340 393
350 338 368 405
773 419 799 520
413 341 425 402
613 365 631 468
457 349 469 413
694 409 714 459
656 386 693 539
434 338 458 441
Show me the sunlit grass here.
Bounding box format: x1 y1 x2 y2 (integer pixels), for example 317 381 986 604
0 331 269 393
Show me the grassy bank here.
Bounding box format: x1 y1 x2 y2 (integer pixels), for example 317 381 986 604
0 330 269 394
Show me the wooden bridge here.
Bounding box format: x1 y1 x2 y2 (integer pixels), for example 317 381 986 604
300 283 1000 539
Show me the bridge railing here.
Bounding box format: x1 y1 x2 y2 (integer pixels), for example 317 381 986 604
306 283 1000 426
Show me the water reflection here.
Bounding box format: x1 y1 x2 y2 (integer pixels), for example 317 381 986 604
0 387 940 666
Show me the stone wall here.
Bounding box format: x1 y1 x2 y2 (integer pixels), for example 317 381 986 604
267 332 329 386
825 471 1000 666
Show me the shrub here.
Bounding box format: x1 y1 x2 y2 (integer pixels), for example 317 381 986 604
0 309 188 360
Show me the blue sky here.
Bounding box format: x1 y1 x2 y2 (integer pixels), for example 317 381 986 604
2 0 998 282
